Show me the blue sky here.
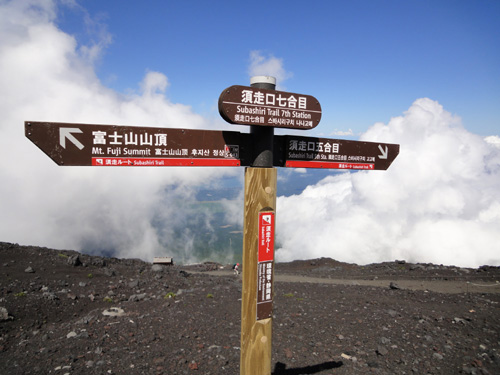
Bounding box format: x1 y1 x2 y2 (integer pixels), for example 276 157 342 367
59 0 499 137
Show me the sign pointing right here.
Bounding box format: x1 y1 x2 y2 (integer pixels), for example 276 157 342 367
378 144 388 159
280 135 399 170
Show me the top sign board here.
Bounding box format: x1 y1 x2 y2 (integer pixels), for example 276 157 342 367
218 85 321 130
25 121 243 167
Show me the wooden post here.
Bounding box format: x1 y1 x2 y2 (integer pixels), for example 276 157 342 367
240 167 277 375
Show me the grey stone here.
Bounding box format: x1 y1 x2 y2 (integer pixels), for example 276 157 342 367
67 255 82 267
151 264 164 272
376 345 388 356
389 282 401 290
103 268 116 276
102 307 125 317
0 306 13 321
388 309 398 317
128 280 140 288
43 292 58 300
129 293 147 302
380 337 391 345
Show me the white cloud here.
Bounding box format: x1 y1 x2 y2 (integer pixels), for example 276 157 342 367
276 98 500 267
485 135 500 147
140 70 169 96
248 50 293 89
0 0 238 261
331 129 354 136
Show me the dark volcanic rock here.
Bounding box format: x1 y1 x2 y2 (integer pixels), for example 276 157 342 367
1 241 499 374
67 254 82 267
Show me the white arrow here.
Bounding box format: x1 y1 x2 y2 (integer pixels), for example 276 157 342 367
60 128 84 150
378 144 388 159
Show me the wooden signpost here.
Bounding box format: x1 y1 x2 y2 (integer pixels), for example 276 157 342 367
25 76 399 375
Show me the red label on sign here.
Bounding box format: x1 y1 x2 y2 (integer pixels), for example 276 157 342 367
285 160 375 170
92 157 241 167
258 212 275 262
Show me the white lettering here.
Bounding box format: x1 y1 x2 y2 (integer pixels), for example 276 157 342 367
92 131 106 145
292 111 311 119
236 105 266 115
241 90 253 103
109 131 123 145
124 148 151 156
140 133 153 146
154 133 167 146
92 147 103 155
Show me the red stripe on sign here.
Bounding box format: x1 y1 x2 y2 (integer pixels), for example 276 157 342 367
92 158 240 167
285 160 375 170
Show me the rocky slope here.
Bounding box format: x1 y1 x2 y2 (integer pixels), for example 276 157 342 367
1 242 499 374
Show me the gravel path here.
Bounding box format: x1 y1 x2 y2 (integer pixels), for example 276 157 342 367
196 270 500 294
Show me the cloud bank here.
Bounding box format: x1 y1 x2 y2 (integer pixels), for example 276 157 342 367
0 0 239 262
276 98 500 267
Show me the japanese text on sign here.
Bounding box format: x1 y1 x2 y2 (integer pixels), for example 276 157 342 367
92 131 167 146
258 213 274 262
91 130 239 160
241 90 308 109
286 135 392 167
289 139 340 154
258 262 273 303
218 85 321 130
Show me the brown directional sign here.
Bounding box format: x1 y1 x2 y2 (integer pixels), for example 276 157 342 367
279 135 400 170
25 121 245 167
26 122 400 170
218 85 322 130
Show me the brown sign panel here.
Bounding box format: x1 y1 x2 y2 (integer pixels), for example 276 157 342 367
218 85 321 130
25 121 244 167
282 135 400 170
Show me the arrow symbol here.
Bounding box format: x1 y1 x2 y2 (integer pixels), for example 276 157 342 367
378 145 388 159
60 128 84 150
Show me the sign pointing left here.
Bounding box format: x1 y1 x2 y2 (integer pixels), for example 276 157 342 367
25 121 246 167
59 128 84 150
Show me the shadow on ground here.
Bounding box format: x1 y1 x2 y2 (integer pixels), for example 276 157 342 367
272 360 343 375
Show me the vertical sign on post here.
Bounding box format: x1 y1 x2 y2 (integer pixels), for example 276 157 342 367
257 211 275 320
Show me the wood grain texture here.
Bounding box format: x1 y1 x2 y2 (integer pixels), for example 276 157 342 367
240 167 277 375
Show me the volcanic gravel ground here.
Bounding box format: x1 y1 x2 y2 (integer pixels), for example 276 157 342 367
1 242 499 374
